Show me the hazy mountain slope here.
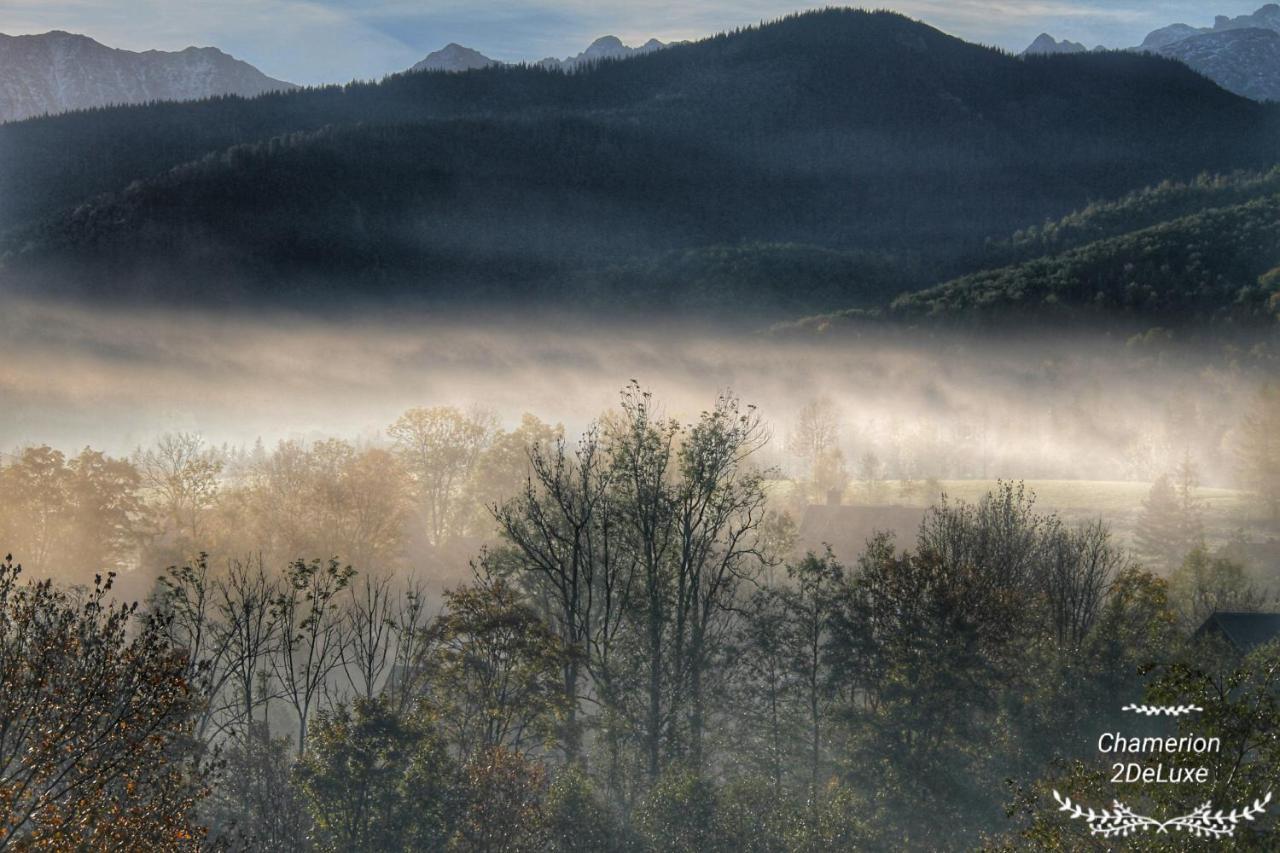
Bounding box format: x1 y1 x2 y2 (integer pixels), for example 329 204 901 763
1151 28 1280 101
567 243 912 314
14 119 774 300
0 31 295 124
8 8 1272 241
2 10 1277 312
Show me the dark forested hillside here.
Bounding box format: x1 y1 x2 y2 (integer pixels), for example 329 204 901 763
2 9 1277 310
892 195 1280 325
979 167 1280 268
788 168 1280 334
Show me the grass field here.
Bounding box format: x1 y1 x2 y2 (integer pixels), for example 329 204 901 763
830 479 1277 558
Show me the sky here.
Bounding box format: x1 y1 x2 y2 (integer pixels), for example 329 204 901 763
0 0 1269 85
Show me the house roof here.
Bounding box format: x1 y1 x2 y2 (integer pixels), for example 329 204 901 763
1195 612 1280 652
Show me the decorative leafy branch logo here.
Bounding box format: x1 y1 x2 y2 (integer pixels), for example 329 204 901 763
1121 703 1204 717
1050 702 1271 839
1052 791 1273 839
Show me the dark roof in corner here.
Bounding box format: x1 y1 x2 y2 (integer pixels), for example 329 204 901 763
1195 611 1280 651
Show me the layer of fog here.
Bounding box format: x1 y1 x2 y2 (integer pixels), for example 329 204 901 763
0 296 1260 488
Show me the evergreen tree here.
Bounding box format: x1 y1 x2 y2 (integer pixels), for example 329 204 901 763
1133 474 1194 571
1237 383 1280 521
1171 449 1205 543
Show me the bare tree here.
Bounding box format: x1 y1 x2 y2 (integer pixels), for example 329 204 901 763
155 554 237 740
781 550 844 792
1040 521 1125 651
492 425 633 766
383 577 439 716
135 432 222 555
672 392 773 767
608 383 680 782
216 556 281 739
339 571 397 700
789 398 840 476
271 558 354 753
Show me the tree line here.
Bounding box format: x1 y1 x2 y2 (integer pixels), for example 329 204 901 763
3 384 1280 848
0 407 557 584
8 378 1280 589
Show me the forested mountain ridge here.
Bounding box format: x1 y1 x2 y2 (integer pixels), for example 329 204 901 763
979 167 1280 267
787 169 1280 333
1 9 1278 311
891 195 1280 325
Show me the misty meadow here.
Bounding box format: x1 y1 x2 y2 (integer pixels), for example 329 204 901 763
2 5 1280 851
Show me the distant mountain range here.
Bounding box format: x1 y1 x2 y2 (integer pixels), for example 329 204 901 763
410 44 497 74
1152 28 1280 103
410 35 668 74
1137 3 1280 50
0 31 296 124
1022 34 1090 55
1 9 1277 321
1024 4 1280 101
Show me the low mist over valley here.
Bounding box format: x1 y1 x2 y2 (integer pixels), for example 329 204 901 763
4 297 1276 582
0 299 1261 478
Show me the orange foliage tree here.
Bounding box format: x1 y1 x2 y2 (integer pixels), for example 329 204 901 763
0 555 207 850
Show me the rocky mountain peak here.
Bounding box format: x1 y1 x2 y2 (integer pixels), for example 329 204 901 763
0 31 295 124
1130 5 1280 102
410 43 496 73
412 34 668 75
1022 33 1088 55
